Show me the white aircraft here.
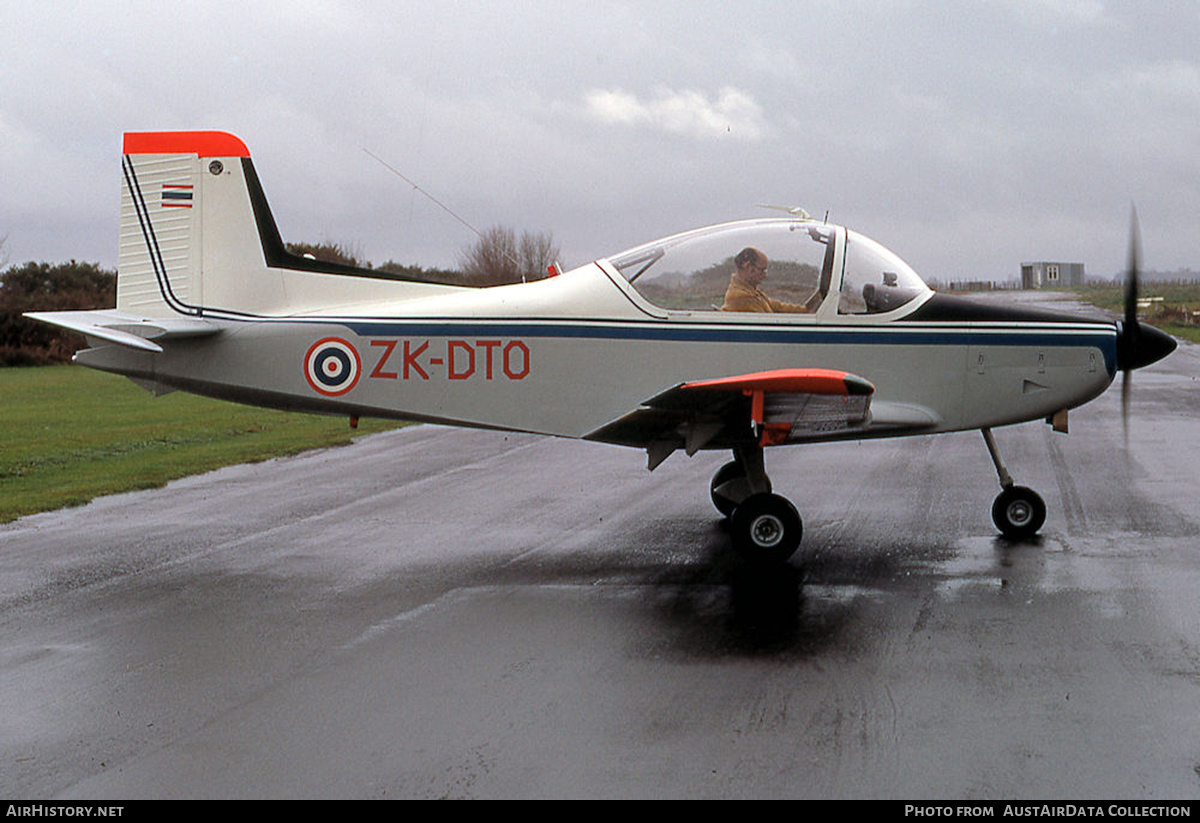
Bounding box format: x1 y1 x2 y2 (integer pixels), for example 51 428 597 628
27 131 1176 561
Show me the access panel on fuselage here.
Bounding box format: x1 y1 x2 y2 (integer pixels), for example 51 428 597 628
964 341 1110 429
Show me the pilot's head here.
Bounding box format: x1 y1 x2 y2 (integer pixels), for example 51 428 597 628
735 247 769 285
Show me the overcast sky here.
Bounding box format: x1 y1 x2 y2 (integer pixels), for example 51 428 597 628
3 0 1197 282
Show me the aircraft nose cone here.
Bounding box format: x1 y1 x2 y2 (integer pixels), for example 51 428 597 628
1117 321 1177 371
1141 323 1178 367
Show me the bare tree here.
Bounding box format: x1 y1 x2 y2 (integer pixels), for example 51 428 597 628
519 230 559 280
459 226 559 286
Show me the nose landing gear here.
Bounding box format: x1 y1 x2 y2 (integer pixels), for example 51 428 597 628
982 427 1046 539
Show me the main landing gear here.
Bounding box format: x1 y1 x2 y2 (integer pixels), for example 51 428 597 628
710 445 803 563
981 427 1046 540
710 429 1047 559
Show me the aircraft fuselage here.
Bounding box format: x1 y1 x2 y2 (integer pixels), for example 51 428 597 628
74 262 1118 444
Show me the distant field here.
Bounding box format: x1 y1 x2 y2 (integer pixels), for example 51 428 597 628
1067 283 1200 344
0 366 403 523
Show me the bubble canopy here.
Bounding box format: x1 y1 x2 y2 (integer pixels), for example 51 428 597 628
605 219 931 316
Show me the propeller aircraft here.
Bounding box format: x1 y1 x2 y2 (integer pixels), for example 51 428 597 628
27 131 1177 562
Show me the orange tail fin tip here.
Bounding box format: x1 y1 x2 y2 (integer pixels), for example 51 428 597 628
123 131 250 158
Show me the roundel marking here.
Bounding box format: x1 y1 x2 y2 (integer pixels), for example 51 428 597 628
304 337 361 396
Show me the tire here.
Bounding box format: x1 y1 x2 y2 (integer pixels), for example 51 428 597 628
710 460 770 517
992 486 1046 540
710 461 744 517
730 493 803 563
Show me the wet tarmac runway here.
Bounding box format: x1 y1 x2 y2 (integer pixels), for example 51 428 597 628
2 312 1198 798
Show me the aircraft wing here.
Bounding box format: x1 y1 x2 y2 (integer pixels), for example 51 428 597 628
24 310 220 353
587 367 935 469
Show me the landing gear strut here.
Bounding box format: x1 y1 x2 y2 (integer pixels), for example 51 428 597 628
711 445 802 563
982 427 1046 539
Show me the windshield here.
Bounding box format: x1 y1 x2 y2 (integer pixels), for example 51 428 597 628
837 230 930 314
608 220 832 314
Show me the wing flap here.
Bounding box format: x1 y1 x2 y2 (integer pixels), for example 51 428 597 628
682 367 874 397
590 366 942 470
588 367 900 468
681 367 875 446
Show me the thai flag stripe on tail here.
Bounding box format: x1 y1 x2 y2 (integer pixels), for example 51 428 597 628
161 184 194 208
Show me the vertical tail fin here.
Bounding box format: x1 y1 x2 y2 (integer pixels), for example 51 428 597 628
118 131 271 317
119 130 468 319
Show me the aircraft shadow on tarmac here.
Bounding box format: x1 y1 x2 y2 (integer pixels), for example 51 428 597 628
628 516 1058 660
621 518 923 659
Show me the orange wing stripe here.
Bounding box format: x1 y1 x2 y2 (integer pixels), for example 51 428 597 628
123 131 251 158
683 368 873 397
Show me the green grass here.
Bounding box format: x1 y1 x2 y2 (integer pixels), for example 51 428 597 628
1063 283 1200 345
0 365 403 523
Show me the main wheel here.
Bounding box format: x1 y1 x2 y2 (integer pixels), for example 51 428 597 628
710 460 770 517
992 486 1046 539
730 492 802 563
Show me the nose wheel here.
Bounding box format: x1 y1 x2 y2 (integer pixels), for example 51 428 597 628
982 428 1046 539
992 485 1046 539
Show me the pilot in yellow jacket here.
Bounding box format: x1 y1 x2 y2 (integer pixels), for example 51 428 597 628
721 247 817 313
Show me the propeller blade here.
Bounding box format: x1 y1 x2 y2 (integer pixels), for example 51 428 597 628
1125 205 1141 331
1122 206 1141 439
1114 206 1176 441
1122 369 1131 446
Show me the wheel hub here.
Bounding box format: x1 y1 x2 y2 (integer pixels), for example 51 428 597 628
1006 500 1033 527
750 514 784 548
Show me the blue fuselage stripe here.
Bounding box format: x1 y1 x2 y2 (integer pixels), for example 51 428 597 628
340 320 1119 373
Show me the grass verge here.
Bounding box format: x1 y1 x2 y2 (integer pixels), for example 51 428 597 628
0 365 404 523
1065 283 1200 344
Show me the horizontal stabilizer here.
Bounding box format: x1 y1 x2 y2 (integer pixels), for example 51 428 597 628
24 310 220 353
